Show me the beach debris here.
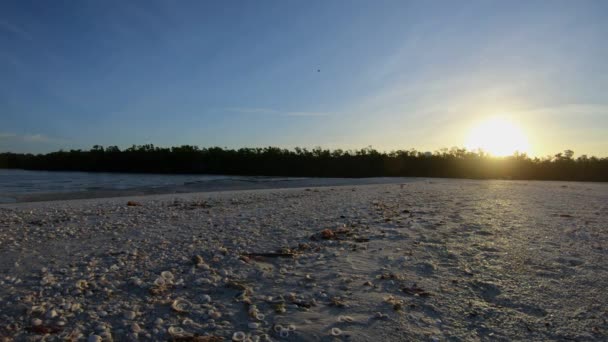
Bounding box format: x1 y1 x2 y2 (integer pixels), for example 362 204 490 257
383 295 405 310
321 229 336 239
26 324 62 334
402 284 432 297
243 252 295 259
127 201 141 206
311 226 352 241
378 272 404 281
274 302 287 314
329 296 348 308
192 254 205 266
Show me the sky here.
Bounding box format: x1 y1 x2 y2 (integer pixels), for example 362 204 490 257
1 0 607 157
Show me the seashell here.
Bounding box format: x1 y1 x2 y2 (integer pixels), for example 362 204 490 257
167 326 191 338
338 315 354 323
76 279 89 290
171 299 192 313
161 271 174 281
280 328 289 338
131 323 141 333
273 325 284 333
287 324 296 331
254 313 265 321
153 277 166 287
232 331 246 341
31 318 42 326
331 327 342 336
248 322 260 329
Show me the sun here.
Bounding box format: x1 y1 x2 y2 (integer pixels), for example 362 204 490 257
465 117 530 156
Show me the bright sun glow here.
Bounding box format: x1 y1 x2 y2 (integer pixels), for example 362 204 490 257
465 117 530 156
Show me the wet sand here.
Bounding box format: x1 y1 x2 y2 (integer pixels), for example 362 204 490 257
0 180 607 341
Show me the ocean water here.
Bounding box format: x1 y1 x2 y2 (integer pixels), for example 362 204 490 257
0 169 238 194
0 169 418 203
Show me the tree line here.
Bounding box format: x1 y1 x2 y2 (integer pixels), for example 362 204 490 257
0 145 606 181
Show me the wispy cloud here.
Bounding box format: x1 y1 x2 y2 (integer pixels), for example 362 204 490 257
282 111 330 117
0 132 65 144
224 107 278 115
224 107 331 117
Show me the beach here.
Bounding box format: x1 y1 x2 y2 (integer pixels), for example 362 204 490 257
0 180 606 341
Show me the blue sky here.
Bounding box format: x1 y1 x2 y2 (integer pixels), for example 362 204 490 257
1 0 607 156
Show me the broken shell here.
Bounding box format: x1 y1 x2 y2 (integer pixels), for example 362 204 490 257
374 312 388 319
331 327 342 336
248 322 260 329
287 324 296 331
153 277 166 287
192 255 205 266
171 298 193 313
161 271 174 281
338 315 354 322
45 309 58 319
76 279 89 290
232 331 246 341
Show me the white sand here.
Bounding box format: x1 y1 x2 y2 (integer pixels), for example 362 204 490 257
0 180 607 341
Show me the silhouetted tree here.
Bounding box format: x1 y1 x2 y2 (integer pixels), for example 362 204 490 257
0 146 606 181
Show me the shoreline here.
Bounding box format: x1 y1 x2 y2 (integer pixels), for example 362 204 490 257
0 175 424 204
